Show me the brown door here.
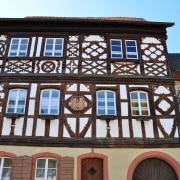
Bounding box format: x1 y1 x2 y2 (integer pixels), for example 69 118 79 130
133 158 178 180
81 158 103 180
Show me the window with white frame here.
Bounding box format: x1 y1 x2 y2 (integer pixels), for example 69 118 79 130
130 91 150 116
0 158 12 180
6 89 27 114
125 40 138 59
9 38 29 57
35 158 57 180
96 90 116 116
110 39 123 59
40 89 60 115
44 38 64 57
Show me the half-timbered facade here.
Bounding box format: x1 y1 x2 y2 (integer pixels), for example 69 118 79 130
0 17 179 180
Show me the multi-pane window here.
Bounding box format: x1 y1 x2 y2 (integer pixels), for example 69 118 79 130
125 40 138 59
35 158 57 180
9 38 29 57
110 39 123 59
40 89 60 115
0 158 12 180
96 90 116 116
6 89 27 114
130 91 150 116
44 38 64 57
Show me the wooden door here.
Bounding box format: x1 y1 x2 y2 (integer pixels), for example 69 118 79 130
81 158 103 180
133 158 178 180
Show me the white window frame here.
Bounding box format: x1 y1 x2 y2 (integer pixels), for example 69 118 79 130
6 89 27 114
44 38 64 57
130 91 150 116
40 89 60 115
35 158 57 180
110 39 123 59
8 38 29 57
0 157 12 179
125 40 138 59
96 90 117 116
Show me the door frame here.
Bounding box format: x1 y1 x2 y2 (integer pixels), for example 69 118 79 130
127 151 180 180
77 152 108 180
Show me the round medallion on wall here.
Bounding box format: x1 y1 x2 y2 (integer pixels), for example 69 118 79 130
69 96 88 112
41 61 56 73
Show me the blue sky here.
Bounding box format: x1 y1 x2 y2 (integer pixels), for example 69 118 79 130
1 0 180 53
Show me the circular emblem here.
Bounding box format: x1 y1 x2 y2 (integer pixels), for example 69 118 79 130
69 96 87 111
41 61 56 73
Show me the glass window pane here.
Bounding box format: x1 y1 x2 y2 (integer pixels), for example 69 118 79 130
50 109 58 115
7 108 15 113
12 39 19 44
48 159 56 168
127 47 136 52
9 90 17 98
107 92 114 98
112 46 121 52
112 54 122 58
16 108 24 114
41 108 48 114
37 159 46 168
46 39 54 45
98 110 105 115
42 91 50 98
126 41 136 46
131 93 138 99
132 110 140 116
36 169 45 178
97 92 105 98
111 40 121 46
2 168 11 178
55 39 62 45
4 159 12 167
51 91 59 98
47 169 56 179
140 93 147 100
107 110 115 115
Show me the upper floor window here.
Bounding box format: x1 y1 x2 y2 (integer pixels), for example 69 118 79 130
35 158 57 180
96 90 116 116
125 40 138 59
130 91 150 116
40 89 60 115
6 89 27 114
110 39 123 59
0 158 12 180
44 38 64 57
9 38 29 57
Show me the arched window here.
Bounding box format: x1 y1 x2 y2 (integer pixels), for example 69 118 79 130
40 89 60 115
96 90 116 116
6 89 27 114
0 157 12 180
130 91 150 116
35 158 57 180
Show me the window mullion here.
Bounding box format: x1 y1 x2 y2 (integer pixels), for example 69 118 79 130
45 159 48 180
53 39 55 56
138 92 142 116
105 91 107 115
48 91 52 115
15 90 19 113
0 158 3 178
17 39 21 56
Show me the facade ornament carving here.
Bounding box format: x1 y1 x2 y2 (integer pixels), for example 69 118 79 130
69 96 87 111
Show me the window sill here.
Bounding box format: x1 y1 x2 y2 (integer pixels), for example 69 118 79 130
38 114 59 120
110 59 140 63
97 115 117 120
4 113 24 118
132 116 153 121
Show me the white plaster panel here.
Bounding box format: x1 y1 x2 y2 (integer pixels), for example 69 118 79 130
36 37 42 57
158 100 170 111
96 119 107 137
64 107 72 114
174 127 179 138
49 119 59 137
25 118 33 136
129 85 149 88
79 118 91 137
35 118 45 136
144 120 154 138
63 126 70 138
158 129 164 138
142 37 161 44
67 118 76 133
132 119 142 137
84 108 92 114
85 35 104 41
14 118 24 136
30 37 36 57
65 95 72 100
67 84 77 91
84 95 92 101
96 84 116 87
9 83 29 85
28 100 35 115
121 102 128 116
2 118 11 136
154 86 170 94
159 119 174 135
80 84 89 91
120 85 127 99
110 120 119 137
30 84 37 98
122 119 130 137
85 125 92 138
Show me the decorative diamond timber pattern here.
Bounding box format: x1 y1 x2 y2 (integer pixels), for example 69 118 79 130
0 35 7 57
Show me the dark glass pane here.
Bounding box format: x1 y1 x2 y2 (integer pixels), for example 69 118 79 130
17 108 24 114
46 44 53 50
132 102 139 107
111 40 121 46
11 44 18 50
37 159 46 168
46 39 54 45
97 92 105 98
19 45 27 50
127 47 136 52
98 102 105 106
112 46 121 52
127 54 137 59
7 108 15 113
55 45 62 50
140 92 147 100
56 39 62 45
132 110 140 116
107 102 114 106
141 110 149 115
98 110 105 115
47 169 56 179
4 159 12 167
50 109 58 115
9 100 16 105
12 39 19 44
107 110 115 115
131 92 138 99
18 52 26 56
54 52 62 57
126 41 136 46
41 108 48 114
18 100 25 105
9 52 17 56
42 91 50 98
45 52 53 56
2 168 11 177
112 54 122 58
48 159 56 168
36 169 45 178
51 91 59 98
107 92 114 98
21 39 28 45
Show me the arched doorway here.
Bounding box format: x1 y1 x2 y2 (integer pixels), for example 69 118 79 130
127 151 180 180
133 158 178 180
